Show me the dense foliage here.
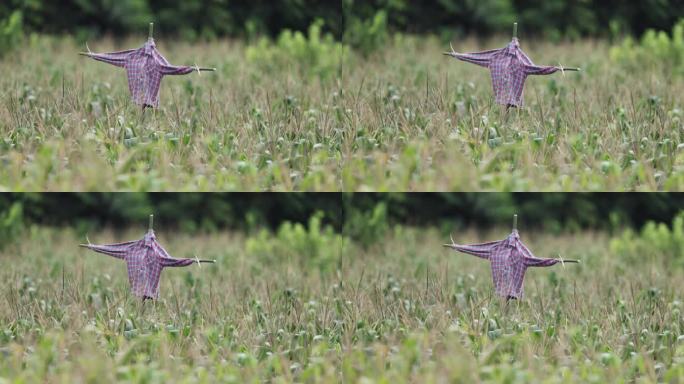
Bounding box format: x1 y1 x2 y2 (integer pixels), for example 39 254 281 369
1 1 683 41
0 193 682 234
0 1 342 40
345 0 683 39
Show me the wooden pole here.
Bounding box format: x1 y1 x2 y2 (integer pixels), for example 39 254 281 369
513 214 518 231
194 253 216 266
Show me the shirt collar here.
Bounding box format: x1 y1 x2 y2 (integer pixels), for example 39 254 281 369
505 38 520 55
143 38 156 55
505 230 520 246
143 230 156 247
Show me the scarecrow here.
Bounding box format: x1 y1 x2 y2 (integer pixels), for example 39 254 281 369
79 23 216 109
443 23 580 107
79 215 215 300
443 215 579 300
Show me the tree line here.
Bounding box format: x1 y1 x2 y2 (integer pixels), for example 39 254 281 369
346 0 683 39
0 193 682 233
2 0 683 40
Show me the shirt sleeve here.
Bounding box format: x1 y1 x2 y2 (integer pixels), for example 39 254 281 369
159 64 195 75
523 64 559 76
81 240 135 260
83 49 135 68
153 241 196 267
447 48 501 68
447 240 500 260
518 242 559 267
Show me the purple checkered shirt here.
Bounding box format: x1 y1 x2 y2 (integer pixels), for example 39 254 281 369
446 230 559 299
446 38 561 106
81 231 195 299
82 38 197 108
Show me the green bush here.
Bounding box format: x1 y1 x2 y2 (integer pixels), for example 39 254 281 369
0 10 22 57
246 212 346 273
246 20 345 80
610 19 684 75
344 202 388 248
0 202 24 249
610 211 684 264
344 10 389 56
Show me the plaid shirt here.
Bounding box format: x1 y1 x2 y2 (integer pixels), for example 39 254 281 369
81 231 195 299
446 38 560 106
82 38 196 108
446 230 559 299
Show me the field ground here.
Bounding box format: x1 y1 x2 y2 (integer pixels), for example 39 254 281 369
1 35 683 191
1 226 683 382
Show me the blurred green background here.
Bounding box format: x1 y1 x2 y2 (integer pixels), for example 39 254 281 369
344 0 684 39
1 0 683 41
0 193 682 233
0 1 343 40
2 1 683 68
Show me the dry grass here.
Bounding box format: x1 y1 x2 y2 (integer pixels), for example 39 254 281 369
340 36 684 191
1 225 683 382
0 35 683 191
